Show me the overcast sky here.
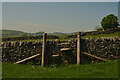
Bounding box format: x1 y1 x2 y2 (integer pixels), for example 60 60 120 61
2 2 118 33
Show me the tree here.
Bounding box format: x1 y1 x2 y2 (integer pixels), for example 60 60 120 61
95 25 103 31
101 14 119 30
97 27 103 31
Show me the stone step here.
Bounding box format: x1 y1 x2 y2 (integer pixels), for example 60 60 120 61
60 45 70 48
60 48 71 51
60 42 70 45
57 42 69 46
52 55 59 57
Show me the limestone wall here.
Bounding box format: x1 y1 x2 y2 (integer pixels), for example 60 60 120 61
2 37 120 64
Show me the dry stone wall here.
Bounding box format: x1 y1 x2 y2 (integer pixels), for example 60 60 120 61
1 37 120 64
81 37 120 59
81 37 120 63
2 35 59 41
2 41 42 64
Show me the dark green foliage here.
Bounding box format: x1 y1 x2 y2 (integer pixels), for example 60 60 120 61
97 27 103 31
101 14 119 30
95 25 103 31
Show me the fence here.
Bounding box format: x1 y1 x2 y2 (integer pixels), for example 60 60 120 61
2 32 120 67
14 32 83 67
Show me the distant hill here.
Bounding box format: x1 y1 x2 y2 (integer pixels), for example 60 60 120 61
1 28 120 39
0 30 29 38
48 32 67 36
48 32 77 36
0 29 82 38
1 30 70 38
33 32 44 36
1 30 69 38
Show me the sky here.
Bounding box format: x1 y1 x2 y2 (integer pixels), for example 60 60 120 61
2 0 120 2
2 2 118 33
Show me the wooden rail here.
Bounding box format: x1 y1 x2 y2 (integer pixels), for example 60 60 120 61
82 52 108 62
60 42 70 45
52 55 59 57
14 54 41 64
60 48 71 51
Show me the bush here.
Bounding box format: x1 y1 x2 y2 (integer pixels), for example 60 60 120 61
101 14 119 30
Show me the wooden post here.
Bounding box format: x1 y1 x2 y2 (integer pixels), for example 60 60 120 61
41 32 47 67
77 32 81 64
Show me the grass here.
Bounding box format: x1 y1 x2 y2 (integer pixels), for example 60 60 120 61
8 38 69 42
82 32 120 39
2 59 118 78
3 32 120 43
6 32 120 42
0 62 1 79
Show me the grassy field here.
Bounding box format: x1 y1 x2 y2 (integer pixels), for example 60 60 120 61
2 59 118 78
6 32 120 42
82 32 120 39
8 38 70 42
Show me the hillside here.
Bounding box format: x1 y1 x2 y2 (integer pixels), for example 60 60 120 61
48 32 77 36
1 30 68 38
1 30 28 38
1 27 120 38
1 30 45 38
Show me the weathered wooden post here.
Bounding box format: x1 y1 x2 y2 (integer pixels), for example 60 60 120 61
77 32 81 64
41 32 47 67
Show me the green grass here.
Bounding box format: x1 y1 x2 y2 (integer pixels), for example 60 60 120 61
82 32 120 39
2 59 118 78
5 32 120 42
8 38 70 42
0 62 1 79
59 35 68 38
